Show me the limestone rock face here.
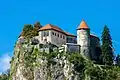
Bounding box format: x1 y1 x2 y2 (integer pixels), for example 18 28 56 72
9 39 82 80
10 38 115 80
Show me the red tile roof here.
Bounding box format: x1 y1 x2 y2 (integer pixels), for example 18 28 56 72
39 24 76 37
64 32 77 37
39 24 63 32
77 20 89 29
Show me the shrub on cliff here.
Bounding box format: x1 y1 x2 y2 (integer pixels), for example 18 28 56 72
21 22 42 39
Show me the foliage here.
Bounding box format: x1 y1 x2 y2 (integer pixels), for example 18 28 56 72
9 39 120 80
34 22 42 30
21 24 34 38
115 54 120 66
24 47 40 67
21 22 42 39
101 25 114 65
68 53 85 73
0 70 10 80
39 51 59 66
67 53 120 80
86 65 119 80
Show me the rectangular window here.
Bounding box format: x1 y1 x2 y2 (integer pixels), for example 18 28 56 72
60 35 62 38
43 31 49 36
55 33 56 36
43 31 46 36
46 31 49 36
63 36 65 39
52 32 54 35
58 34 59 37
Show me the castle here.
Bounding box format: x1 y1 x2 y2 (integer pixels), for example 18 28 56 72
37 20 101 61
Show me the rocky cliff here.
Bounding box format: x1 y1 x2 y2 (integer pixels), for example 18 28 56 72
9 38 84 80
9 37 120 80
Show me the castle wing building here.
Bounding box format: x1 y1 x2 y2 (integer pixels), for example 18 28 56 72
38 24 76 46
37 20 101 62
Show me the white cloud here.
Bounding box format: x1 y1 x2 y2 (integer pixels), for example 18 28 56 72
0 54 11 74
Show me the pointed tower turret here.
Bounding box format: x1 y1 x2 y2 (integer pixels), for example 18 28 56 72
77 20 90 58
77 20 89 29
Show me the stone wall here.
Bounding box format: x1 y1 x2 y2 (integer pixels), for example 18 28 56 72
62 43 80 53
90 36 100 61
77 29 90 57
50 30 66 46
66 36 76 43
38 30 66 47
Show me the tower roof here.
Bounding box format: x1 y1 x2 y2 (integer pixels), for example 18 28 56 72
77 20 89 29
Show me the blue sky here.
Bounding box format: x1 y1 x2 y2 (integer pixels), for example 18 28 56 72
0 0 120 73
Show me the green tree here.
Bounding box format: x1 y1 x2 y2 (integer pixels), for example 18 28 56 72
34 22 42 30
116 54 120 66
33 22 43 37
21 23 41 39
21 24 34 38
101 25 114 65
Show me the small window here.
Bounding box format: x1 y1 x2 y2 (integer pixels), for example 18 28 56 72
55 33 56 36
52 32 54 35
58 34 59 37
43 32 46 36
46 31 49 36
60 35 62 38
43 31 49 36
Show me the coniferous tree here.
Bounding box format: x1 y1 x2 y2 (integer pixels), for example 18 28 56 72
116 54 120 66
101 25 114 65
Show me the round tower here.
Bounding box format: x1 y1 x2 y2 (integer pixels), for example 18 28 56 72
77 20 90 58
